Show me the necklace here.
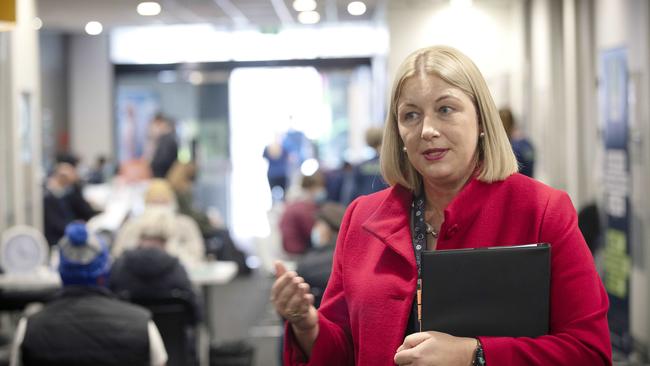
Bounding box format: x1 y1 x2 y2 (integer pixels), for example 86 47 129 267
425 222 439 238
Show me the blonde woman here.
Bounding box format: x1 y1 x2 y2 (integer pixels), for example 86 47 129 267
113 179 205 267
271 46 611 365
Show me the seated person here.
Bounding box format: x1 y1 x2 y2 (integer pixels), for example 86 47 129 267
43 162 100 246
110 214 201 324
113 179 205 267
296 202 346 308
10 222 167 366
279 171 327 255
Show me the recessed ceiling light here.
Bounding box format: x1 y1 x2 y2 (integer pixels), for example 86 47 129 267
188 71 204 85
137 2 162 16
85 21 103 35
33 17 43 30
293 0 317 12
298 10 320 24
347 1 366 16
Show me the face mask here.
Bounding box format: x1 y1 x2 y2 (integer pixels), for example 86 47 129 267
311 227 326 248
50 185 72 198
314 189 327 204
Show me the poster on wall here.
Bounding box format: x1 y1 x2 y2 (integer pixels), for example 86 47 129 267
600 47 631 354
116 90 160 163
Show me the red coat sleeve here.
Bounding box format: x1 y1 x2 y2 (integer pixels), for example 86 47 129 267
283 201 357 366
479 192 612 365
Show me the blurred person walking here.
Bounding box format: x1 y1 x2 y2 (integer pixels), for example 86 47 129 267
263 136 290 202
347 126 389 203
499 107 535 178
149 113 178 178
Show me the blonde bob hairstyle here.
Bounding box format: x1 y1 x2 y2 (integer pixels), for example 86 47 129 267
380 45 518 194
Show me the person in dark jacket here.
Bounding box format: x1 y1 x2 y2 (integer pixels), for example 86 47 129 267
150 114 178 178
499 108 535 178
10 222 167 366
296 202 346 308
43 162 100 246
110 209 202 366
110 233 201 324
347 127 389 203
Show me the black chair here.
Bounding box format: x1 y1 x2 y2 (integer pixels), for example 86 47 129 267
131 296 197 366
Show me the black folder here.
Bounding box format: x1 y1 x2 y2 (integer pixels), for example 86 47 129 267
421 243 550 338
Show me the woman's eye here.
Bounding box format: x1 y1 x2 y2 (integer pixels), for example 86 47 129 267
403 111 418 121
439 106 453 114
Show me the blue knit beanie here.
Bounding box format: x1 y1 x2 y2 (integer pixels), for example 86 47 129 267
58 222 111 286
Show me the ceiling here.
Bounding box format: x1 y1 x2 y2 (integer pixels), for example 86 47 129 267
36 0 384 33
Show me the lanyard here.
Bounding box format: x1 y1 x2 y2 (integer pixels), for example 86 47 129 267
410 193 428 332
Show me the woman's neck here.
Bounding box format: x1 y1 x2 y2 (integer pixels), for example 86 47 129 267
422 173 474 215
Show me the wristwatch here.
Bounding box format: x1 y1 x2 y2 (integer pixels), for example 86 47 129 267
472 339 486 366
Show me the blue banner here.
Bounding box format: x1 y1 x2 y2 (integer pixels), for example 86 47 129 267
600 47 631 354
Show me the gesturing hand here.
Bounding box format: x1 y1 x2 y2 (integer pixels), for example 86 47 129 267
394 331 477 366
270 261 318 332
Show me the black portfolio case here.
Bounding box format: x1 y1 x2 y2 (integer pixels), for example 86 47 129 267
421 243 551 338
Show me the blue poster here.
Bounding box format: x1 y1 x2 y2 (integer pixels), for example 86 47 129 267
600 48 631 354
116 90 160 163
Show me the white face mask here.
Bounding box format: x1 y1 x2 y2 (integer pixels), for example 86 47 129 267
314 189 327 204
311 227 327 248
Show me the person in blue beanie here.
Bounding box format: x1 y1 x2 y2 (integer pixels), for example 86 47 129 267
10 222 168 366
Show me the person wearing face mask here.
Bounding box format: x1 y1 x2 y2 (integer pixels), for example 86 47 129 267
113 179 205 267
279 170 327 255
345 126 389 204
295 202 346 309
43 162 100 247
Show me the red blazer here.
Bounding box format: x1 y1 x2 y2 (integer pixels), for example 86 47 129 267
285 173 611 366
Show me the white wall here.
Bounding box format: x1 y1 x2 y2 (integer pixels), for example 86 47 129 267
0 32 12 231
386 0 525 112
69 33 113 166
1 0 42 230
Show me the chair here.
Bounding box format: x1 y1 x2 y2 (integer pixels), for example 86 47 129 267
131 296 197 366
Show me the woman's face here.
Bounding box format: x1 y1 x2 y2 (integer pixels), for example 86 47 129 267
396 72 480 188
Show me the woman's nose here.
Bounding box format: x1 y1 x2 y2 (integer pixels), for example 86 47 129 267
421 116 441 140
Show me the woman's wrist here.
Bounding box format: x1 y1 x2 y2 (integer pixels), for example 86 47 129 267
290 308 319 357
471 338 486 366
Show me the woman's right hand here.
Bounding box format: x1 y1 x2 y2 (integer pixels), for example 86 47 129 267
271 261 319 332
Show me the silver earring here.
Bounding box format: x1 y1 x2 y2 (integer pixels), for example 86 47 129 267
402 146 407 152
480 132 485 138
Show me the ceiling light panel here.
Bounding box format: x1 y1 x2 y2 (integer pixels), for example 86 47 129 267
293 0 317 12
297 10 320 24
85 21 102 35
137 2 162 16
347 1 366 16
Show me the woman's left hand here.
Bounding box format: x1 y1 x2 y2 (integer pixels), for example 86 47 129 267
394 331 477 366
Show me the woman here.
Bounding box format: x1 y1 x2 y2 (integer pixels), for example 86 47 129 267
113 179 205 267
270 45 611 365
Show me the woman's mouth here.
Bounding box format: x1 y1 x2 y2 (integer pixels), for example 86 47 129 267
422 148 448 161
